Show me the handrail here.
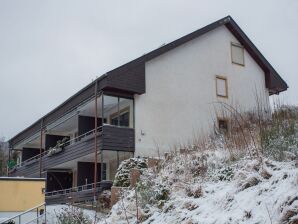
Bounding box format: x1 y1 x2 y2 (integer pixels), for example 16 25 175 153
0 203 46 224
23 213 46 224
12 126 103 169
45 181 102 197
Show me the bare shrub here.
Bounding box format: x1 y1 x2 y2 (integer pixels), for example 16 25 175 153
261 105 298 161
55 205 92 224
186 184 203 198
98 190 111 211
212 101 298 162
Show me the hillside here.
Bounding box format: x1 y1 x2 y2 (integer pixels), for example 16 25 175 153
50 106 298 224
101 150 298 224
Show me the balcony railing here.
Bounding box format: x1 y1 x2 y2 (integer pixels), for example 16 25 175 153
10 125 135 177
45 180 113 205
12 126 102 170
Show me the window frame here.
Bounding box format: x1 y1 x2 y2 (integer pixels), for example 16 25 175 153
231 42 245 66
215 75 228 98
102 93 134 128
217 118 229 133
110 107 130 127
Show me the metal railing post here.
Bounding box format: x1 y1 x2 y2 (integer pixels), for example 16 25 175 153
39 119 44 178
45 203 47 224
93 81 98 204
37 207 39 224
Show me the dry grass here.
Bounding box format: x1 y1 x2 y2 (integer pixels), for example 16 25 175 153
166 101 298 163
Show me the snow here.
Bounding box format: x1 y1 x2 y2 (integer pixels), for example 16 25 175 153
99 149 298 224
46 204 107 223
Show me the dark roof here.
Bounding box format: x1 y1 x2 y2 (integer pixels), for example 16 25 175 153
9 15 288 146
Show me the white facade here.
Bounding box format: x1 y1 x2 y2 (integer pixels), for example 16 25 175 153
134 26 270 156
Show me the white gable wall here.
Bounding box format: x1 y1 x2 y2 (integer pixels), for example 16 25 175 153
134 26 269 157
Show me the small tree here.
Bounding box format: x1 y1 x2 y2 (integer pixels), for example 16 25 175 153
0 138 8 176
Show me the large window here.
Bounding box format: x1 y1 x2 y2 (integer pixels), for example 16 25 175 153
231 42 245 66
103 95 134 128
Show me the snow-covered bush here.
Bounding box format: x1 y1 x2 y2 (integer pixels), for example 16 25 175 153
137 177 170 208
55 206 92 224
212 166 234 181
113 157 148 187
47 137 69 156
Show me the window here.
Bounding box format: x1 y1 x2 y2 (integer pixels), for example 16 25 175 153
218 119 228 132
103 95 134 128
231 42 244 66
111 116 118 126
110 108 130 127
119 111 129 127
216 76 228 97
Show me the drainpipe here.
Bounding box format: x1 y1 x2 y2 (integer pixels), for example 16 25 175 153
93 81 98 203
117 151 119 168
101 92 104 182
7 142 11 176
39 119 43 178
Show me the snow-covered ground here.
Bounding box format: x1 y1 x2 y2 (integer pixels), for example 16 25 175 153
46 204 106 223
101 150 298 224
0 211 43 224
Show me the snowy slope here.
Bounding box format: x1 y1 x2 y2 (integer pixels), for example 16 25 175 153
101 150 298 224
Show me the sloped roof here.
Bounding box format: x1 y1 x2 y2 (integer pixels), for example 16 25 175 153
9 16 288 146
107 15 288 94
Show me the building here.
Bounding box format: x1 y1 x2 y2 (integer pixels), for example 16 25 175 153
0 177 45 212
8 16 287 203
0 177 45 223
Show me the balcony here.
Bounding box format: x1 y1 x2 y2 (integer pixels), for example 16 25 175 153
10 125 135 178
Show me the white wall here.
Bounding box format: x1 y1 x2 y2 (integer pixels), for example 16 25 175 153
134 26 269 157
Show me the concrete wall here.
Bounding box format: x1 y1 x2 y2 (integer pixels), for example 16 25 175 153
134 26 269 156
0 178 45 212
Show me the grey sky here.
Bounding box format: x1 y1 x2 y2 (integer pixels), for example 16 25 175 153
0 0 297 140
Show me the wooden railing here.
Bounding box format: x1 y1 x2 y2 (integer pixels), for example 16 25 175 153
12 126 103 169
9 125 135 177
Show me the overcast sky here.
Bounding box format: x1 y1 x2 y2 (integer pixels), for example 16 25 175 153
0 0 297 140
